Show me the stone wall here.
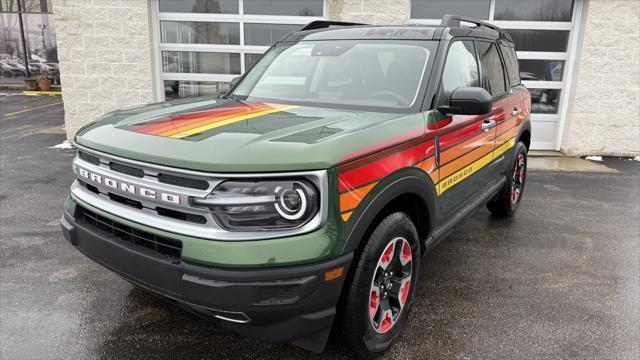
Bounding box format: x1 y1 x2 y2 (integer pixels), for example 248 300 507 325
561 0 640 156
52 0 155 139
328 0 409 24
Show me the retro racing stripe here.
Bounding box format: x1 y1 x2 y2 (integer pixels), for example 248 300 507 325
337 122 521 222
436 137 516 195
129 103 298 139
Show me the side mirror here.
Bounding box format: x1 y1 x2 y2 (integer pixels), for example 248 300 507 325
220 76 241 98
438 87 493 115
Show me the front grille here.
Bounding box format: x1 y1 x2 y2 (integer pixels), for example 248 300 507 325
157 207 207 224
76 206 182 260
79 151 100 165
109 162 144 178
108 193 143 209
158 173 210 190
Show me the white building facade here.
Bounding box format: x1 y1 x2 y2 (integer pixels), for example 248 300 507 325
52 0 639 156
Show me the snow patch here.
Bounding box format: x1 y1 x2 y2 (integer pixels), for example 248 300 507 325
50 140 74 150
585 155 603 162
634 156 640 162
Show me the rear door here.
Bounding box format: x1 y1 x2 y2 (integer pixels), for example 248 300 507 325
476 40 521 174
433 40 498 223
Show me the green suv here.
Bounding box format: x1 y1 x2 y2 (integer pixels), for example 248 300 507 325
61 16 531 357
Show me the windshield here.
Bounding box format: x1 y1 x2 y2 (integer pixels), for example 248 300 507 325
232 40 435 111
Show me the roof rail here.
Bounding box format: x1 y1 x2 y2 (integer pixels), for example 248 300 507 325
440 14 501 32
299 20 366 31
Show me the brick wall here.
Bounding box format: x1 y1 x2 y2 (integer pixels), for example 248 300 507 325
561 0 640 156
52 0 155 140
328 0 409 24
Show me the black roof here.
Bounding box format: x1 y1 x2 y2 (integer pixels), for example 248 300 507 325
280 16 513 44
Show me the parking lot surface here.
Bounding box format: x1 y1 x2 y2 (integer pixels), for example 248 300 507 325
1 94 638 359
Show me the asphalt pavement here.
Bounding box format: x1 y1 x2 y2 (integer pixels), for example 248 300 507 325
1 94 638 359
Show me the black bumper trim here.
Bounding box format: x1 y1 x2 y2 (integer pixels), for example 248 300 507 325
60 211 351 351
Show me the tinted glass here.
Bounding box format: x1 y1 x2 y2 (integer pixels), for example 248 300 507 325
505 29 570 52
164 80 230 100
528 88 560 114
245 53 262 70
162 51 241 74
159 0 238 14
244 23 301 46
411 0 490 19
0 0 52 12
494 0 574 22
160 21 240 45
233 41 434 110
243 0 323 16
499 44 520 86
477 42 506 96
440 41 479 99
519 60 564 82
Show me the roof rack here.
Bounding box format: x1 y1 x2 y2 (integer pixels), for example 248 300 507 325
440 14 501 32
300 20 366 31
440 14 512 41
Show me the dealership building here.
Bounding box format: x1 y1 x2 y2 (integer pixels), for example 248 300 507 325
49 0 638 155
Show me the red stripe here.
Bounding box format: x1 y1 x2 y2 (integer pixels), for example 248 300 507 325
439 120 482 150
132 103 270 134
338 139 435 192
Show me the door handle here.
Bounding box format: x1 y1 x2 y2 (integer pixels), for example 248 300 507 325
481 119 496 132
512 108 522 116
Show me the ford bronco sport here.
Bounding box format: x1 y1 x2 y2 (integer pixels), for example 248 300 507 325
61 15 531 357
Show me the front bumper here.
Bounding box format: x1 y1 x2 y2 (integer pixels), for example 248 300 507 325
60 209 352 352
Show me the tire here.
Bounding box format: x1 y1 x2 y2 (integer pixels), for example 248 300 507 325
338 212 420 359
487 141 528 216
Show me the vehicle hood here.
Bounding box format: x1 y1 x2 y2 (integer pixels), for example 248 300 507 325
75 98 425 172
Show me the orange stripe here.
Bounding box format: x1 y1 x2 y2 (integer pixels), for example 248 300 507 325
157 104 275 137
341 211 353 222
439 141 495 180
340 182 377 212
440 131 494 165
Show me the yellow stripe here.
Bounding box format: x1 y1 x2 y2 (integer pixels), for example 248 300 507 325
341 211 353 222
436 137 516 195
170 105 299 138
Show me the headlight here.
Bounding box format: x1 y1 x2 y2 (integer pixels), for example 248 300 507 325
192 179 319 231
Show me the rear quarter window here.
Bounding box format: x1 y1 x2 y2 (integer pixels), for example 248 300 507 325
500 43 520 87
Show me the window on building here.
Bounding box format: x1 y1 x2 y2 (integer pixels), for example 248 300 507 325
159 0 239 14
156 0 324 100
477 41 506 96
411 0 490 20
243 0 323 17
0 0 58 84
494 0 574 22
439 41 479 100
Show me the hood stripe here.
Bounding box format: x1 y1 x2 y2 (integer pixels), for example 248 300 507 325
129 103 297 139
170 104 299 139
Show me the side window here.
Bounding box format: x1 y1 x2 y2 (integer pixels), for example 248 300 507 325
500 43 520 87
440 41 479 101
476 41 506 96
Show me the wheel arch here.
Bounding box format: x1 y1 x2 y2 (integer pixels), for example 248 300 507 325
341 168 437 257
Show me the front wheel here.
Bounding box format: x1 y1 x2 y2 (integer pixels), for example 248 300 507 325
487 141 528 216
338 212 420 358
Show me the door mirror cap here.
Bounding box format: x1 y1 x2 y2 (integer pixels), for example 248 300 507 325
438 87 493 115
220 76 242 98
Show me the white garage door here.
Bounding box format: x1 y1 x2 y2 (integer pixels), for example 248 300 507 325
152 0 325 101
409 0 583 150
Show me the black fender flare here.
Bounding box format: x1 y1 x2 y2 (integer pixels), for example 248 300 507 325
341 168 438 254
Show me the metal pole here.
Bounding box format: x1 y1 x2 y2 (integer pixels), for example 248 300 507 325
17 0 31 78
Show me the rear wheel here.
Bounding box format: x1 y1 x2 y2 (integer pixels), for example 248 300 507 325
487 141 528 216
339 212 420 358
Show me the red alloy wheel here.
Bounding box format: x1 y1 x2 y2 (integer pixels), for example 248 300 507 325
511 153 526 204
368 237 413 334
